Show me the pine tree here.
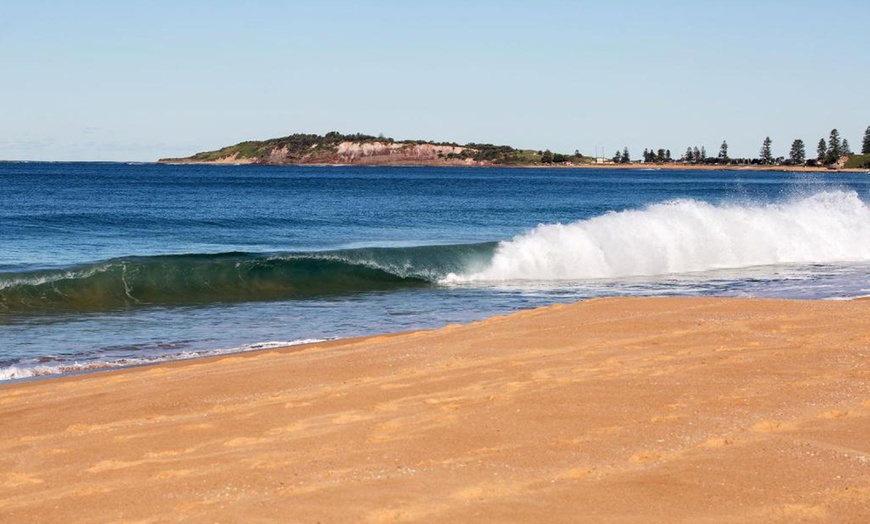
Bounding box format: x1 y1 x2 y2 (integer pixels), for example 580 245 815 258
685 147 694 163
719 140 729 162
817 138 827 161
760 137 773 164
622 147 630 164
700 146 707 161
666 149 672 162
656 148 665 162
842 139 852 156
789 139 806 164
613 150 621 163
863 126 870 154
825 129 841 164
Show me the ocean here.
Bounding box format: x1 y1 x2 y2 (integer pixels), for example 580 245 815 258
2 162 869 381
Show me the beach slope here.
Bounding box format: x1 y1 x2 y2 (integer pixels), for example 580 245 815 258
1 297 868 522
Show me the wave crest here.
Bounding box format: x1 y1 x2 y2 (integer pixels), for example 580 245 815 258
448 190 870 282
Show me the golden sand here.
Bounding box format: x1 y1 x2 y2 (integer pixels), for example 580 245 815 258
1 297 868 522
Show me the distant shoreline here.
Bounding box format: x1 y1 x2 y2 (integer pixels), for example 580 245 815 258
155 131 870 172
156 159 869 173
2 159 866 173
559 162 870 173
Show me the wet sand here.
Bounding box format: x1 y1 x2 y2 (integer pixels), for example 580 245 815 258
1 297 868 522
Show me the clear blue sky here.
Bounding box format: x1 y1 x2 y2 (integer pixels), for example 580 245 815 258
1 0 867 161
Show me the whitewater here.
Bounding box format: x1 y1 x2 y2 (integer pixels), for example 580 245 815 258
450 190 870 282
3 163 870 382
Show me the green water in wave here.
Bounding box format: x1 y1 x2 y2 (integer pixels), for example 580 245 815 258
0 244 496 313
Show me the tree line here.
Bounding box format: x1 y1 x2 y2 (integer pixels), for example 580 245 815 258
611 126 870 167
757 127 862 166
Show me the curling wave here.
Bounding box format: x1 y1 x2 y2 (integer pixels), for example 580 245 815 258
0 244 494 313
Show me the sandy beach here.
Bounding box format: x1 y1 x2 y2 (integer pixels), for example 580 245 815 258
1 297 868 523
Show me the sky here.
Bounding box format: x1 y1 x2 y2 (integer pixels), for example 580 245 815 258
1 0 868 161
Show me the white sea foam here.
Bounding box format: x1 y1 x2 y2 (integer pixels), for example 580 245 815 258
446 190 870 282
0 338 326 382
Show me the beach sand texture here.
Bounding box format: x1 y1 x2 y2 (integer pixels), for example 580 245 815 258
1 297 868 523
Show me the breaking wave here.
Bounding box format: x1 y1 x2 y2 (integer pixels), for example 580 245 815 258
3 191 868 314
448 190 870 281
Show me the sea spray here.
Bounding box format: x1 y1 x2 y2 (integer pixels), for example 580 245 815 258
448 190 870 281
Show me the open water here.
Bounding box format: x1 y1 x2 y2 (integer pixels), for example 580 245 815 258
2 162 869 380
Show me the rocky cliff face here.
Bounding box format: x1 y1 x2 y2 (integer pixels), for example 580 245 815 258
332 142 472 165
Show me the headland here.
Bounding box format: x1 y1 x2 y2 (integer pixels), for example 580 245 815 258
157 132 584 167
158 132 870 172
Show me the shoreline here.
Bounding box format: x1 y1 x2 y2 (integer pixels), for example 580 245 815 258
0 338 331 384
5 292 868 385
2 297 868 522
157 159 870 173
5 159 867 173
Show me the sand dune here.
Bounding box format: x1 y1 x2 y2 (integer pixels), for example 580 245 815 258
1 297 868 522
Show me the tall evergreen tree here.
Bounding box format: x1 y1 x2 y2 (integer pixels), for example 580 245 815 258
700 146 707 161
622 147 630 164
842 139 852 155
612 150 621 163
825 129 842 164
789 139 806 164
863 126 870 154
665 149 672 162
685 147 694 163
817 138 827 161
656 148 665 162
760 137 773 164
718 140 729 162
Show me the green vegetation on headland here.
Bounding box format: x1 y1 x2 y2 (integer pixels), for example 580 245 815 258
844 154 870 169
158 132 588 166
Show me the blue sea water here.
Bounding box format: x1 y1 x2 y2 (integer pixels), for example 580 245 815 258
2 162 869 380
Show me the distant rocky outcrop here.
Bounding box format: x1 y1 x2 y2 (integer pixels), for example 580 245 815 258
158 132 586 166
